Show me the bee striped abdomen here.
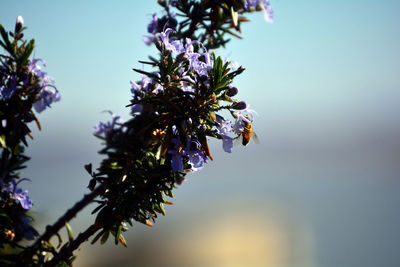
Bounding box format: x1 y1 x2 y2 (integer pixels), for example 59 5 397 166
241 121 252 146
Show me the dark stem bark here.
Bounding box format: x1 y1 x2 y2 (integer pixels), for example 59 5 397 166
28 185 105 251
44 224 102 267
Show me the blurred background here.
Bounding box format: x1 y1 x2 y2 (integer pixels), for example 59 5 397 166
1 0 400 266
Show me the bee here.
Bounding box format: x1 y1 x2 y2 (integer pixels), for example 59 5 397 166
236 115 259 146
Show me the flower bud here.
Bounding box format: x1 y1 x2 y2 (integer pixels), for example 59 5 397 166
226 86 238 97
15 16 24 32
171 0 178 7
232 101 247 110
147 14 158 34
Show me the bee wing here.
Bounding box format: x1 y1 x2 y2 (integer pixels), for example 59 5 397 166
252 132 260 144
234 135 242 146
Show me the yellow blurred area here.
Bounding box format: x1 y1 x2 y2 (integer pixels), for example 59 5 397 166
183 214 290 267
76 201 315 267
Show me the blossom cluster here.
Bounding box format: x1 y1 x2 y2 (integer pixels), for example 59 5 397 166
0 57 59 112
97 26 256 171
87 4 270 245
90 21 258 244
139 28 256 168
0 17 60 150
0 18 59 111
0 16 58 249
1 178 32 210
143 0 273 49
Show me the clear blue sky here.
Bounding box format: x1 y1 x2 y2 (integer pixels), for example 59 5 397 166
1 1 400 266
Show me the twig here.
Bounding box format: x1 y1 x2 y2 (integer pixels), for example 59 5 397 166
27 185 105 252
44 224 102 267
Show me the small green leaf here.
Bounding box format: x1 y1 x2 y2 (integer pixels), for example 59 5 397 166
119 234 128 247
19 39 35 66
91 203 105 215
65 222 74 242
0 40 8 51
132 68 160 81
100 231 109 245
0 24 13 55
57 261 69 267
159 203 166 216
115 224 122 245
55 233 63 249
138 60 157 66
91 230 105 245
0 135 6 148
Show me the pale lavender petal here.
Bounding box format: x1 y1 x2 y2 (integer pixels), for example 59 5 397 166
171 155 183 171
222 136 233 153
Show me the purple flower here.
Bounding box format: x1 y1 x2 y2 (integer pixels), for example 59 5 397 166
144 11 178 46
152 83 164 94
222 136 234 153
159 28 186 54
216 116 234 153
24 58 61 112
171 154 184 172
143 13 159 46
232 106 257 134
143 35 155 46
168 137 184 172
147 13 158 34
94 110 123 135
130 75 151 94
3 178 33 210
140 75 150 90
28 59 47 81
33 87 61 113
244 0 273 23
27 58 58 93
130 80 141 93
158 30 212 77
131 104 143 113
169 137 208 172
185 139 207 171
170 40 185 54
262 0 274 23
184 39 212 76
159 28 173 49
0 75 17 100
